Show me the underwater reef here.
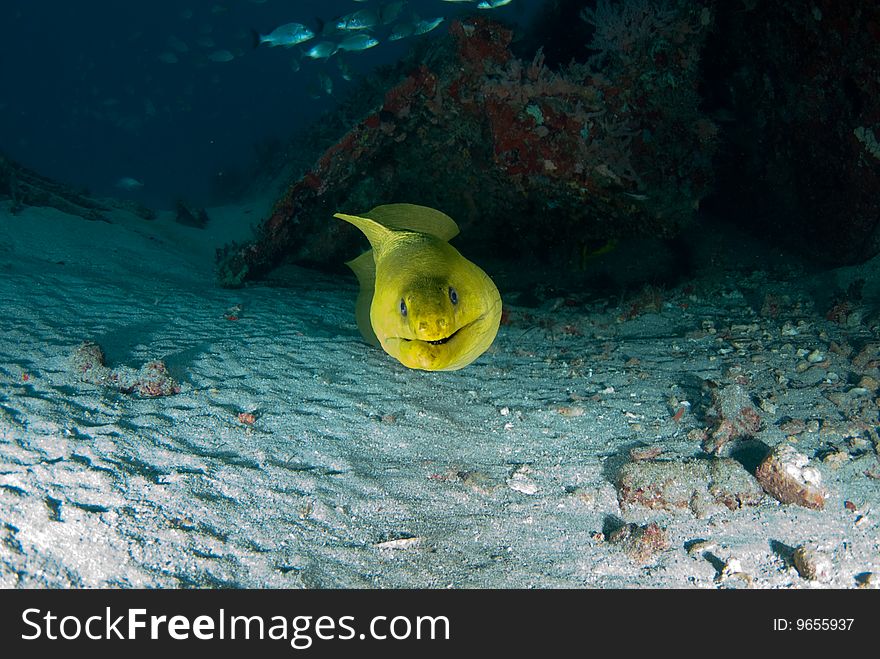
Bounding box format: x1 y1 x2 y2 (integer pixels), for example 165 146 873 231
216 3 717 287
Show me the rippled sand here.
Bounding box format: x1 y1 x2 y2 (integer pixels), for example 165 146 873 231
1 202 878 588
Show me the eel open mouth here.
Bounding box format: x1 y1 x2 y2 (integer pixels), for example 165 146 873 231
402 323 469 346
395 314 486 347
427 328 459 345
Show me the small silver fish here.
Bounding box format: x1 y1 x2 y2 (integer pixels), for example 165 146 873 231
208 49 235 62
318 73 333 96
336 56 353 81
167 35 189 53
477 0 512 8
306 74 333 99
336 9 379 31
304 41 338 59
337 33 379 52
253 22 315 48
116 177 144 191
388 22 415 41
380 1 407 25
413 17 444 35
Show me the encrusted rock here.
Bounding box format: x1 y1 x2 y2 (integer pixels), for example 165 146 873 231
755 444 827 510
703 383 763 454
607 522 669 564
71 341 180 398
617 457 765 517
127 361 180 398
792 542 833 582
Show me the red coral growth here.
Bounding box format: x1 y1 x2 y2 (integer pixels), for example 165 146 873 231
451 18 513 72
382 66 438 117
218 8 715 286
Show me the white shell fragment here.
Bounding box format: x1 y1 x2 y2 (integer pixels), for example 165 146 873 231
374 536 423 551
507 468 539 495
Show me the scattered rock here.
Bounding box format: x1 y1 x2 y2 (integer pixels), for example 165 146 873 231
792 542 833 582
617 457 765 517
71 340 180 398
703 382 763 454
174 200 210 228
716 556 752 587
755 444 827 510
607 522 669 564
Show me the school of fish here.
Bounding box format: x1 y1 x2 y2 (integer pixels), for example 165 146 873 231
154 1 518 102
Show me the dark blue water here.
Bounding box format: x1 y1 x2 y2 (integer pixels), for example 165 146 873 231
0 0 541 208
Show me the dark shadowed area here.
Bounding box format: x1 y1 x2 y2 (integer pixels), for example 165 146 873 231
0 0 540 208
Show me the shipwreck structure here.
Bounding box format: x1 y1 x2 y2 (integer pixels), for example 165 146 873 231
217 7 716 287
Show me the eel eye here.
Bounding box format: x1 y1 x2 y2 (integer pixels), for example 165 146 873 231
448 287 458 305
399 298 407 316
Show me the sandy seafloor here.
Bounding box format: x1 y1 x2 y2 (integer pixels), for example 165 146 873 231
1 199 878 589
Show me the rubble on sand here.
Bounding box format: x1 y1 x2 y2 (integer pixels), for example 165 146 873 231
71 340 180 398
616 456 765 517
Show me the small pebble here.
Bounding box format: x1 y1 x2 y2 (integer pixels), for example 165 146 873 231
807 349 825 363
857 572 879 589
858 376 879 392
717 557 752 586
792 543 833 582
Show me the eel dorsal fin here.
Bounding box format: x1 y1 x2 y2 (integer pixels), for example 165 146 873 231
365 203 459 241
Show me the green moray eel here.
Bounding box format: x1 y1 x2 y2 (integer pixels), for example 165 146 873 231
335 203 502 371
